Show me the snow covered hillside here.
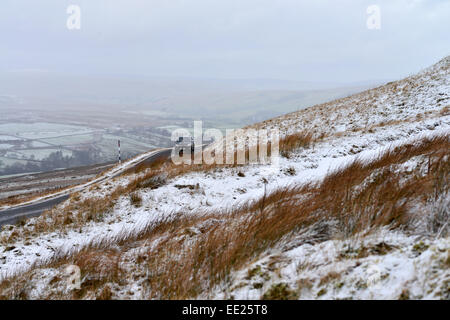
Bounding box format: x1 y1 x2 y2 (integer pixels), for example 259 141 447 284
0 56 449 300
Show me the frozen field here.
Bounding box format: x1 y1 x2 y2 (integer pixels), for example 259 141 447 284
0 122 168 175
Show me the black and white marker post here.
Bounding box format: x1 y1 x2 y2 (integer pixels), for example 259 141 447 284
118 139 121 164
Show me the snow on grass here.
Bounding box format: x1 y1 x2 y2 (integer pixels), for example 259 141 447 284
210 229 449 300
0 56 448 297
1 122 448 281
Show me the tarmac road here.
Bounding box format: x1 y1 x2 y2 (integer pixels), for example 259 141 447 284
0 148 173 227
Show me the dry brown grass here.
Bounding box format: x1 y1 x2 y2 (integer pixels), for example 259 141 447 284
71 248 122 299
35 187 126 233
0 134 448 299
130 192 142 208
316 134 449 235
123 155 167 176
1 130 317 241
74 248 121 281
128 134 449 299
0 162 122 209
279 132 314 157
32 133 442 300
161 131 316 176
0 185 126 245
0 163 170 243
246 57 449 144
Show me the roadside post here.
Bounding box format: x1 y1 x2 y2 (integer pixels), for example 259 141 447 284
118 139 121 164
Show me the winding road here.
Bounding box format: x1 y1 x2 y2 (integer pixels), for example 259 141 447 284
0 148 173 227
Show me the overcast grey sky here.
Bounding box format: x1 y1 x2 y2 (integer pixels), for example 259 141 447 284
0 0 449 83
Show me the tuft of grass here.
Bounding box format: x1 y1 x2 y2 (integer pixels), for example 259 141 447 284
261 283 298 300
279 132 314 158
130 192 142 208
69 248 122 299
96 285 113 300
398 289 410 300
319 271 341 286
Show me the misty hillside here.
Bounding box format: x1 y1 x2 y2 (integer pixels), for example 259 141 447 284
0 72 375 127
0 56 448 300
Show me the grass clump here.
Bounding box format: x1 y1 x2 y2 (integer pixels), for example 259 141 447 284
279 132 314 158
261 283 298 300
130 192 142 208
